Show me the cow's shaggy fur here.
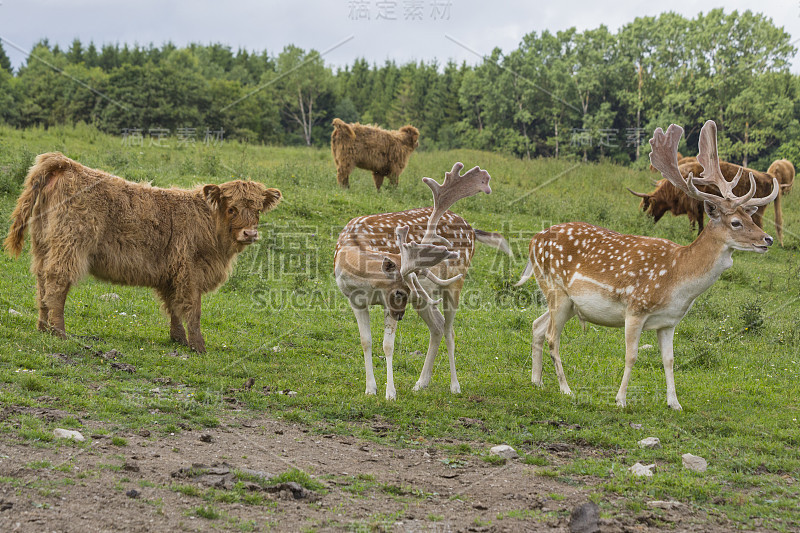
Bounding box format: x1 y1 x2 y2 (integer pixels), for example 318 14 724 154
632 160 784 243
331 118 419 190
768 159 795 195
4 152 282 352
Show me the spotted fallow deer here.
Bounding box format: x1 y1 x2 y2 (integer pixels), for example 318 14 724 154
515 121 778 410
335 162 510 400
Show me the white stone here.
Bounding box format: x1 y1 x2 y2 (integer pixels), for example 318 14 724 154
638 344 654 351
8 309 22 316
53 429 85 442
638 437 661 449
490 444 519 460
99 293 121 301
682 453 707 472
628 462 655 477
647 500 683 510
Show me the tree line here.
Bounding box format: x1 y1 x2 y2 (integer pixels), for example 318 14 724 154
0 8 798 170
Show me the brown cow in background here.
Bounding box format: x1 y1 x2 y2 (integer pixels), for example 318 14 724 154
768 159 795 195
331 118 419 190
630 159 785 245
4 152 282 353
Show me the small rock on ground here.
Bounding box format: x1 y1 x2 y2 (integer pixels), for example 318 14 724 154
638 437 661 448
682 453 708 472
489 444 518 460
647 500 682 510
99 293 121 301
628 462 655 477
569 501 599 533
8 308 22 316
53 428 85 442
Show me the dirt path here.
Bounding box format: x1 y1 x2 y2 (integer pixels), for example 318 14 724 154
0 411 738 532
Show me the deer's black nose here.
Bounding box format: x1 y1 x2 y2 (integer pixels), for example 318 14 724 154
765 235 774 246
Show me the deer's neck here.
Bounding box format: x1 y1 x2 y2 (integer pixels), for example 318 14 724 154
672 225 732 301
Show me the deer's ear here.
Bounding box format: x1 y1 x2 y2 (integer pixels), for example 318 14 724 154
382 257 399 278
704 200 721 221
743 205 758 217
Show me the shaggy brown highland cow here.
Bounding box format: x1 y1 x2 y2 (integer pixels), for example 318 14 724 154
4 152 282 353
630 159 784 244
767 159 795 195
331 118 419 190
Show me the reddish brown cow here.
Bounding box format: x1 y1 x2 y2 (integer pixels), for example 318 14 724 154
630 160 784 244
4 152 282 352
331 118 419 190
767 159 795 195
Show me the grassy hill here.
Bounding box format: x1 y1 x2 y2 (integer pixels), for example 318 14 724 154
1 124 799 527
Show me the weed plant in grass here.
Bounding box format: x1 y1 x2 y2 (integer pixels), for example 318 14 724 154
1 124 799 528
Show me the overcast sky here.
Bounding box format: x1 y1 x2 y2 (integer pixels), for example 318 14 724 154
0 0 798 73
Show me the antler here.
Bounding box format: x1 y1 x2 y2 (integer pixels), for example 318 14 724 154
650 121 779 209
421 162 491 246
395 226 462 305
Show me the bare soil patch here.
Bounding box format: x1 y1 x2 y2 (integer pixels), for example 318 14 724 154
0 408 743 532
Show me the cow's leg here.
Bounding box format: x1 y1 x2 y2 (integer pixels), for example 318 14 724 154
350 302 376 395
43 278 71 339
372 172 385 191
41 247 86 338
336 162 354 188
184 295 205 353
530 310 550 387
157 288 188 346
382 309 398 400
35 272 49 332
412 302 444 392
387 172 400 187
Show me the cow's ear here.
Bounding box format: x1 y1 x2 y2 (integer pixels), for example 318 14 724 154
203 185 221 210
262 188 282 212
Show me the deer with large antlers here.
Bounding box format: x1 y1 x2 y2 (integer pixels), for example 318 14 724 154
335 163 510 400
515 121 778 410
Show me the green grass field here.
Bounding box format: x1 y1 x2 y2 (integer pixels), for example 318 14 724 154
1 124 799 529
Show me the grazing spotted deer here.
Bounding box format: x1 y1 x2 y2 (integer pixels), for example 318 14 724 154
515 121 778 410
335 162 510 399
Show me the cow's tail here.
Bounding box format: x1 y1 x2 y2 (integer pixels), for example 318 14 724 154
4 152 72 257
474 229 512 258
514 259 534 287
332 118 356 140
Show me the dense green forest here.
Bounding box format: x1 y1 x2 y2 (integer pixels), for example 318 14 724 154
0 8 798 169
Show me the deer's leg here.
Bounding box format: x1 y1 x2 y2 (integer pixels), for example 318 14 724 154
657 326 682 410
383 310 398 400
350 303 377 395
412 303 444 392
616 315 645 408
531 310 550 387
442 296 460 394
545 293 574 396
